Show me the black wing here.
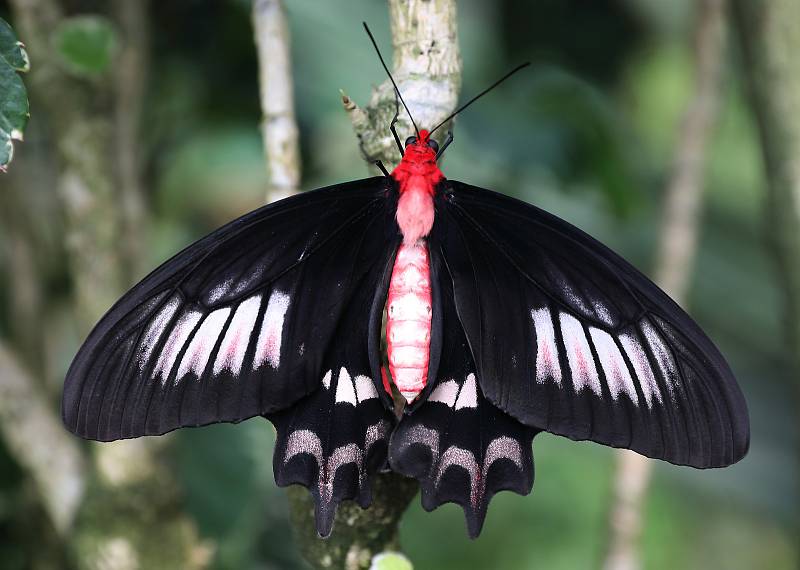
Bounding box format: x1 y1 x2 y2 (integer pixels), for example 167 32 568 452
269 260 397 536
389 253 535 538
432 180 749 468
63 177 399 442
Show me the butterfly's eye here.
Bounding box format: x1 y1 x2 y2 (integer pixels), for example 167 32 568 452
427 138 439 153
405 136 417 147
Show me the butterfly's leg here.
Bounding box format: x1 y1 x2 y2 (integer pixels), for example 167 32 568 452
374 160 391 177
436 131 454 160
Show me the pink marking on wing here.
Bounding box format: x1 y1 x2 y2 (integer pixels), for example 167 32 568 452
213 296 261 376
153 310 202 382
436 447 480 507
177 307 231 381
531 307 562 386
559 313 601 396
253 290 290 370
590 327 638 402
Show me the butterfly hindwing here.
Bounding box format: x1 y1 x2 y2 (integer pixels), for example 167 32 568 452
268 241 397 537
63 177 398 441
390 261 536 538
434 180 749 468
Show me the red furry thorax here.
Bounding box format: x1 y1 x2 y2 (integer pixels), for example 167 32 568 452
391 129 443 244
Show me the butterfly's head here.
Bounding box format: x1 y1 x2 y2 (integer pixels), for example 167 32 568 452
403 129 439 164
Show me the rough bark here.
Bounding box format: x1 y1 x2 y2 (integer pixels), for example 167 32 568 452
603 1 727 569
344 0 461 170
252 1 460 568
8 1 209 568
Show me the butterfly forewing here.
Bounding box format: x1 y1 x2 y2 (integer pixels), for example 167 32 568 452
63 177 398 441
433 180 749 468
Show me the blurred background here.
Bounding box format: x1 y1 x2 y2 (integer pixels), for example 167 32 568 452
0 0 797 568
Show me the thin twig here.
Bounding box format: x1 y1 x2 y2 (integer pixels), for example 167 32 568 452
253 0 301 203
603 1 727 569
113 0 149 284
731 0 800 510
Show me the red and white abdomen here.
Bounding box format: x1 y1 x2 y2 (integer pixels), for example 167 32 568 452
386 242 432 402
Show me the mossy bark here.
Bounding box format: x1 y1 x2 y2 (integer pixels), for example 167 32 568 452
286 474 419 570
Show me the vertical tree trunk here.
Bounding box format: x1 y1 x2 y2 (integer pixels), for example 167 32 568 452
345 0 461 170
8 1 211 568
731 0 800 517
252 1 460 568
603 1 727 569
731 0 800 379
253 0 301 204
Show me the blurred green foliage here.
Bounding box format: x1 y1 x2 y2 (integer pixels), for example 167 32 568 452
53 16 118 77
0 0 796 568
0 16 28 170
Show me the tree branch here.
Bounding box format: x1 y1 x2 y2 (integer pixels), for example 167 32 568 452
344 0 461 170
252 1 460 567
253 0 301 203
731 0 800 373
9 2 210 567
113 0 149 284
731 0 800 514
10 0 124 328
0 341 86 535
603 1 727 569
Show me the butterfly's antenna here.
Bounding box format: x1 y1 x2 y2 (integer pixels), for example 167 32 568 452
363 22 420 137
429 62 531 136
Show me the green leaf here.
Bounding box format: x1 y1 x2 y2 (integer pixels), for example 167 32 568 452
370 552 414 570
53 16 118 77
0 17 30 173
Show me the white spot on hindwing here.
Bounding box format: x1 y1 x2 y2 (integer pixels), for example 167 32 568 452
331 368 378 405
454 373 478 410
429 373 478 410
335 367 357 405
429 380 459 407
283 421 389 504
354 375 378 402
399 434 523 510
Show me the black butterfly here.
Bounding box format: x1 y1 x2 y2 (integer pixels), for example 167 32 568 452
62 174 749 537
61 27 749 539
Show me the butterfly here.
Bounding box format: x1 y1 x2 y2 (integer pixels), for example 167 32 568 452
62 24 749 539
